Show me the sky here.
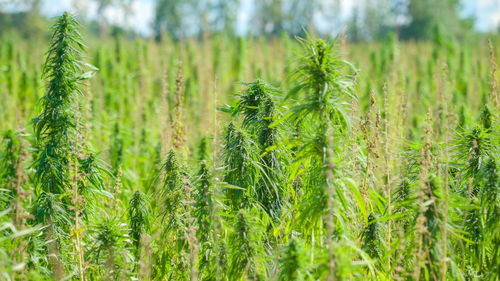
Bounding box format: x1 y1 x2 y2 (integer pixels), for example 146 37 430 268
32 0 500 35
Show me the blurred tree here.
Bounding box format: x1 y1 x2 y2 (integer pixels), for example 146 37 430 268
363 0 394 40
346 0 473 42
154 0 183 41
253 0 284 36
283 0 317 36
400 0 472 40
96 0 113 35
0 0 46 38
347 8 362 42
94 0 134 36
202 0 239 35
154 0 238 40
72 0 90 18
154 0 204 41
347 0 402 42
253 0 323 37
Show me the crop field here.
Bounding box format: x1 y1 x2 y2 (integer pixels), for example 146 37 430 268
0 11 499 281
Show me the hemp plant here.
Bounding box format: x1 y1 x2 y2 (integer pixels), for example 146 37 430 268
361 213 382 260
194 160 215 279
287 34 356 279
31 12 96 280
88 217 125 279
227 209 266 281
233 81 286 217
151 149 193 280
128 191 150 265
222 123 259 209
455 118 496 275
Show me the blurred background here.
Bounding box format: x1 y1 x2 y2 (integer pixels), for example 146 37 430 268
1 0 499 41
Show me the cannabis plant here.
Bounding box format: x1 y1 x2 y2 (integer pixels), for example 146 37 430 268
232 80 286 217
228 210 266 281
361 213 382 260
30 12 101 280
128 191 150 262
194 162 215 279
222 123 259 209
88 217 126 280
455 126 492 196
31 12 94 280
287 34 356 279
33 11 89 194
152 149 193 280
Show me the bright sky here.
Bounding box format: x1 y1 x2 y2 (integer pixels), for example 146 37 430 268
35 0 500 35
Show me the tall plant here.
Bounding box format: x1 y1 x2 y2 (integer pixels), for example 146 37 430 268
287 35 356 279
194 161 215 280
233 81 286 217
31 12 95 280
152 149 194 280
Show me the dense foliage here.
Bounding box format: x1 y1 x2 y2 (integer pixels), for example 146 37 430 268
0 13 498 281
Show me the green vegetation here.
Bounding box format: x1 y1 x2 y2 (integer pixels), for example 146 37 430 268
0 11 498 281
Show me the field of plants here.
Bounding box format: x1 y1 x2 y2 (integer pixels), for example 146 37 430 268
0 12 498 281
